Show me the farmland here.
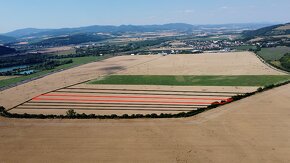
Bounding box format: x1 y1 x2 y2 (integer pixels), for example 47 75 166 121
1 83 290 162
1 50 290 162
1 1 289 162
9 84 256 115
117 52 285 75
1 51 288 116
0 55 162 109
37 46 76 55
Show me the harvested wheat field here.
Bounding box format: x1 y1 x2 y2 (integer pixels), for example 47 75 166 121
1 83 290 162
118 52 285 75
10 84 257 115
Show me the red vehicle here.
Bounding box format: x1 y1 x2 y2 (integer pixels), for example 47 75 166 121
211 98 233 105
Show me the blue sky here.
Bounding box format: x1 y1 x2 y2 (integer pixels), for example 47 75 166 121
1 0 289 33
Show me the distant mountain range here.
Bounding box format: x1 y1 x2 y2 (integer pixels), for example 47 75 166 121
1 23 275 41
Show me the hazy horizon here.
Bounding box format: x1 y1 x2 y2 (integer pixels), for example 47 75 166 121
1 0 290 33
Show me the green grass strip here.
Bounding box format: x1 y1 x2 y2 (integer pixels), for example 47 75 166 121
89 75 290 86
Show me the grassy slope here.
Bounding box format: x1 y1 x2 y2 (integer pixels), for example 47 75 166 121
89 75 290 87
0 56 106 88
257 46 290 61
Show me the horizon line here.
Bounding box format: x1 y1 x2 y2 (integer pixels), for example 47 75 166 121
1 21 286 34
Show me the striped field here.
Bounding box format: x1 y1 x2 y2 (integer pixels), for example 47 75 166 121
9 84 257 115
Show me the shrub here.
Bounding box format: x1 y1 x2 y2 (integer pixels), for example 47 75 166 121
122 114 129 118
110 114 118 119
257 87 263 92
0 106 5 112
66 109 77 118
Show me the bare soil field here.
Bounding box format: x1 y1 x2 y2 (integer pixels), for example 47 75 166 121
38 46 74 53
273 34 290 38
1 83 290 162
10 84 256 115
118 52 286 75
109 37 147 43
249 37 264 42
275 24 290 30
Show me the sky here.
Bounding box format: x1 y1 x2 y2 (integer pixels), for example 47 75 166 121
1 0 290 33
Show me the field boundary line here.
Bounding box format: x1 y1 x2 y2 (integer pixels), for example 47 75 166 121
40 93 229 101
20 104 199 109
31 97 215 105
25 101 207 107
15 107 194 112
54 90 233 97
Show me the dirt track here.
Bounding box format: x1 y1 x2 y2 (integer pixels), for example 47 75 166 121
1 83 290 162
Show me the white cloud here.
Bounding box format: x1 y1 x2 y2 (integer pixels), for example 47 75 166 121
220 6 228 10
177 9 195 14
184 9 194 13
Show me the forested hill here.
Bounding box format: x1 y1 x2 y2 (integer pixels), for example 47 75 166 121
32 33 110 46
0 35 16 44
0 46 16 56
242 23 290 40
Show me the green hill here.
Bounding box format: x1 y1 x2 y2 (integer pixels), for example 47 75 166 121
0 35 16 44
242 23 290 40
33 33 110 46
0 46 16 56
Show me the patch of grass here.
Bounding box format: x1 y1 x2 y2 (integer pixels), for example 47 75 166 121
257 46 290 61
89 75 290 87
0 56 107 88
270 60 283 68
